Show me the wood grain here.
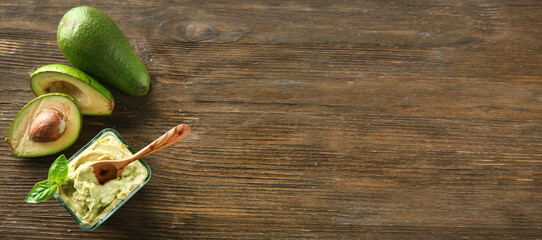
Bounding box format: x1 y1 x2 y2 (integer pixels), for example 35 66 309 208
1 0 542 239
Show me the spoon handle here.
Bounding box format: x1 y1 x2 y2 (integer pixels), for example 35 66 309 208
128 124 191 162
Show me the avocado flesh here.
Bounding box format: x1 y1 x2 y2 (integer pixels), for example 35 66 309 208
31 64 114 115
57 6 150 96
7 93 82 157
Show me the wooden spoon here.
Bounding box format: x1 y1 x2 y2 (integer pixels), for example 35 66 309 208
91 124 191 184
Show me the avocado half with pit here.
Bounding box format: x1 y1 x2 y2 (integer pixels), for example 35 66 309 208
7 93 82 157
30 64 114 115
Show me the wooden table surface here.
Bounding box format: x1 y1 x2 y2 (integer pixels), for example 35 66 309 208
1 0 542 239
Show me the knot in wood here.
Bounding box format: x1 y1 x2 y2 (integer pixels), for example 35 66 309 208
178 21 219 42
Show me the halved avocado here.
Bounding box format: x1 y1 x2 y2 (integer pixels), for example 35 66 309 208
30 64 114 115
7 93 82 157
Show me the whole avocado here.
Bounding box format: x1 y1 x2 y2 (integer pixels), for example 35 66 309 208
57 6 150 96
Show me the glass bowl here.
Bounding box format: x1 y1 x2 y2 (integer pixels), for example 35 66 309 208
54 128 151 231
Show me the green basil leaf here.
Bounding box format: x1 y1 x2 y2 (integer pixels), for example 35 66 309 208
25 180 57 203
49 154 68 185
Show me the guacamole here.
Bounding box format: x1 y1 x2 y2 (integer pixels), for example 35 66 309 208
57 131 148 226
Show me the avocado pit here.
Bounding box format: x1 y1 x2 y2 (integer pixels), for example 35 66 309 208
29 108 67 142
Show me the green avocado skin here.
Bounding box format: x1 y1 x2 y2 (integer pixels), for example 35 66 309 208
57 6 150 96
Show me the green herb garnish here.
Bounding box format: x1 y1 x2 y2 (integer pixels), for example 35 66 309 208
25 155 68 203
